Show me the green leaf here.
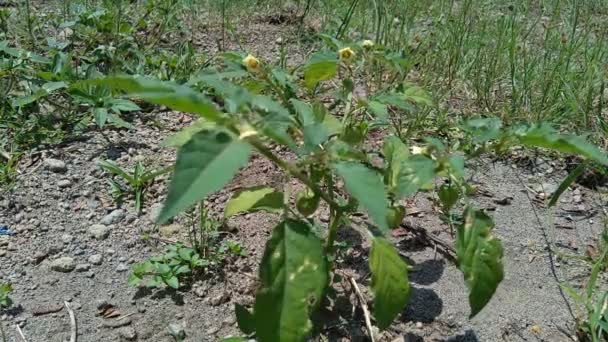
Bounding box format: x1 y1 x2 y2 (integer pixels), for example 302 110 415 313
462 117 503 143
94 77 222 122
255 219 328 342
165 276 179 289
403 85 432 106
549 162 587 207
367 101 389 123
383 137 409 193
393 155 436 198
109 98 141 112
304 52 338 89
369 238 411 330
513 124 608 166
456 208 504 318
334 162 388 232
94 107 108 128
438 183 460 211
235 304 256 335
162 119 217 148
224 186 284 218
157 130 251 224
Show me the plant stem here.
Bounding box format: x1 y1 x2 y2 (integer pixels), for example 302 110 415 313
325 210 343 255
248 138 343 212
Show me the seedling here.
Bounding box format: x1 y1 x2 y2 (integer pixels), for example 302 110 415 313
99 160 171 213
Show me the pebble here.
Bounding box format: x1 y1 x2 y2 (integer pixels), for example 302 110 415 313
100 209 126 225
116 263 129 272
58 179 72 188
50 257 76 273
44 158 67 173
61 234 74 244
89 224 110 240
118 326 137 341
167 323 186 339
75 263 91 272
89 254 103 265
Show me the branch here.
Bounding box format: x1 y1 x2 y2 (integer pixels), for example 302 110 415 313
64 301 77 342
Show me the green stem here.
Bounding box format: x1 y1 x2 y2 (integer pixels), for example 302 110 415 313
325 210 343 256
248 138 343 212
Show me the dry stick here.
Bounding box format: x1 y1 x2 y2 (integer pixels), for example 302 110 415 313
64 301 77 342
348 276 376 342
400 222 457 262
15 326 27 342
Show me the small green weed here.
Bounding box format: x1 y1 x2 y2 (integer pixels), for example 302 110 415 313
99 160 172 213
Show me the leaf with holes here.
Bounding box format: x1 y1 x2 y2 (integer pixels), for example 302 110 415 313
369 237 410 330
255 219 328 342
456 208 504 318
157 130 251 224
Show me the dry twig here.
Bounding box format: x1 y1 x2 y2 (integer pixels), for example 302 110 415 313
15 326 27 342
64 301 77 342
348 276 375 342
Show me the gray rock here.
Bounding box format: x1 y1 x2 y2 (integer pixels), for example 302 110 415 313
44 159 67 173
88 254 103 265
118 326 137 341
50 257 76 272
61 234 73 244
75 263 91 272
58 179 72 188
101 209 125 225
116 263 129 272
89 224 110 240
167 323 186 340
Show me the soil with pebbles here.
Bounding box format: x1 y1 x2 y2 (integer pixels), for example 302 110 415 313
1 13 607 342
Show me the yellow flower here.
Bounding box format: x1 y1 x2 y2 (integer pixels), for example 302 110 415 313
362 40 374 50
338 47 355 63
243 54 261 73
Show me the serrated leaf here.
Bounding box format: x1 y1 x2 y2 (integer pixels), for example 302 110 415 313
334 162 388 231
224 186 284 218
456 208 504 318
513 124 608 166
369 238 411 330
235 304 256 335
304 52 338 89
255 219 328 342
157 130 251 224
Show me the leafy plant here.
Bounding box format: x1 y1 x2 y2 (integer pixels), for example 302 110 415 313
93 41 608 340
99 159 171 213
0 283 12 309
128 243 205 289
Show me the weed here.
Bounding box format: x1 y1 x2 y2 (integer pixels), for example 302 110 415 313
99 160 172 213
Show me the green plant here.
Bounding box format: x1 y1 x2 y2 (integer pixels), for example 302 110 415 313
562 225 608 342
100 41 608 341
128 243 206 289
99 160 172 213
0 283 12 309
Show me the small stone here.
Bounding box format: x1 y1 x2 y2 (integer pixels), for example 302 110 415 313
118 326 137 340
100 209 125 225
206 326 221 335
58 180 72 188
33 251 48 264
209 293 228 306
96 299 110 310
75 264 91 272
167 323 186 339
89 224 110 240
88 254 103 265
415 322 423 329
103 317 132 328
44 158 67 173
159 224 180 237
61 234 74 244
116 263 129 272
50 257 76 272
